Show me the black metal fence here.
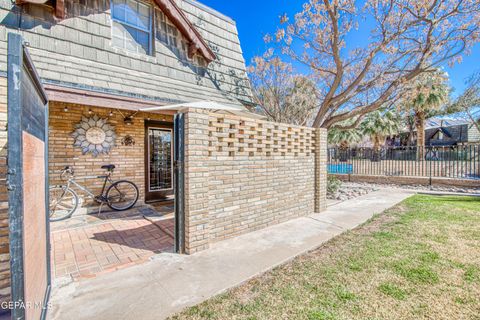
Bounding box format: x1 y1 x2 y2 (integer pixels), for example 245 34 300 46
328 145 480 180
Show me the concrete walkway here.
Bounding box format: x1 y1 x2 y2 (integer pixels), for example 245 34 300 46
48 189 413 320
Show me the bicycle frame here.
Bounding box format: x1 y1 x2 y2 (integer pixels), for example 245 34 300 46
64 173 113 201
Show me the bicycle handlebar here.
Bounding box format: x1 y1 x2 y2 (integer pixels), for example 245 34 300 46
60 166 74 180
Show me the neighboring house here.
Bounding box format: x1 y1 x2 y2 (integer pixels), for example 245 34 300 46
383 117 480 147
0 0 328 316
424 118 480 146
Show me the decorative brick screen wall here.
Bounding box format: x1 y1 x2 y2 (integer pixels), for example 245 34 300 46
0 76 9 309
183 109 327 254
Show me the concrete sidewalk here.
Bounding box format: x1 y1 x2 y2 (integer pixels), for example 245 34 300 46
48 189 413 320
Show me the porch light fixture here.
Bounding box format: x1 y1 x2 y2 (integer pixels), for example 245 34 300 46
124 116 134 126
109 110 114 117
64 106 68 112
88 108 93 115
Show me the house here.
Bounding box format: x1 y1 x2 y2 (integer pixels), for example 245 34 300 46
383 117 480 147
424 118 480 146
0 0 328 318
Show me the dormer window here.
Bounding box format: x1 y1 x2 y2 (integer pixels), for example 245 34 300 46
111 0 152 55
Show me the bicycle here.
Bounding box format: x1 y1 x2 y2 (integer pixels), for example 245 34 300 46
49 164 139 222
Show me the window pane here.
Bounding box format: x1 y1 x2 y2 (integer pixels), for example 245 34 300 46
138 12 150 30
125 0 138 26
112 0 126 21
138 3 149 18
112 35 124 49
112 21 124 38
136 30 149 53
111 0 151 54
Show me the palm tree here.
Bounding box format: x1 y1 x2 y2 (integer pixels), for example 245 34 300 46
360 110 400 161
328 126 362 149
400 69 450 159
328 123 362 162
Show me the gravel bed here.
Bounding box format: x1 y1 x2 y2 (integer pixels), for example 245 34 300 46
328 181 480 201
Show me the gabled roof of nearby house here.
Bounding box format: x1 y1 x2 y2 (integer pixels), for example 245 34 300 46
425 117 470 130
429 127 453 138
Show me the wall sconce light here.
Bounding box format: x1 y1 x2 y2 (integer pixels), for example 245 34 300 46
64 106 69 112
109 110 114 117
124 116 133 126
88 108 93 115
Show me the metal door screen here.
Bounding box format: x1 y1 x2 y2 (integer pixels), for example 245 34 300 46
148 127 173 191
7 33 51 320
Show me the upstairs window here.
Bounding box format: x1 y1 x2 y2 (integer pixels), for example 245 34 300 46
111 0 152 55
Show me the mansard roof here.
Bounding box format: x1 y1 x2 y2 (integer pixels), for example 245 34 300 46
0 0 253 107
18 0 216 63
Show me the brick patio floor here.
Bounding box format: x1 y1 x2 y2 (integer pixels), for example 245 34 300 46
50 204 174 280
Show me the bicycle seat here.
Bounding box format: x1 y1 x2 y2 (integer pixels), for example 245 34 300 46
101 164 116 171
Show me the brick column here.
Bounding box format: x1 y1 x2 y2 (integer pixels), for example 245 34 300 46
183 108 211 254
314 128 327 213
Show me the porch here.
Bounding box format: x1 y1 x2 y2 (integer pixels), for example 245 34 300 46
50 202 174 280
48 101 178 280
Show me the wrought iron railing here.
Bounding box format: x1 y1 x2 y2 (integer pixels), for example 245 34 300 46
328 145 480 179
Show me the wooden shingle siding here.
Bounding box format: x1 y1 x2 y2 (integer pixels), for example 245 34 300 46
0 0 253 106
468 124 480 142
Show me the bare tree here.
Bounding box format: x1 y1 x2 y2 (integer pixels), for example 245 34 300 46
248 53 318 125
449 72 480 133
269 0 480 128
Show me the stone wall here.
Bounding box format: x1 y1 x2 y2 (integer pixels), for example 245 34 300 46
183 109 328 253
0 76 9 310
49 102 173 204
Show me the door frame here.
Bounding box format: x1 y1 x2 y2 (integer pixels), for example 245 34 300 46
144 120 174 202
174 113 185 254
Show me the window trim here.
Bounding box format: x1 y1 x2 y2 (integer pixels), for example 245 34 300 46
110 0 154 55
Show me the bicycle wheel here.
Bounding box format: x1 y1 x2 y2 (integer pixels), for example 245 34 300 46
49 186 79 222
106 180 139 211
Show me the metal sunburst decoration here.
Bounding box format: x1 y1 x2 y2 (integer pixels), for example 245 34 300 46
71 115 116 157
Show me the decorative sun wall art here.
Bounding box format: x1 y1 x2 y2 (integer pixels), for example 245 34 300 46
71 115 116 157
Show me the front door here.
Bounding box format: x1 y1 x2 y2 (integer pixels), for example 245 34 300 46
145 121 174 202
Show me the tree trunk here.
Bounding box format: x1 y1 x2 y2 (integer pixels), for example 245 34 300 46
415 111 426 161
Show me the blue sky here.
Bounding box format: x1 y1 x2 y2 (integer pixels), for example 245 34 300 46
200 0 480 95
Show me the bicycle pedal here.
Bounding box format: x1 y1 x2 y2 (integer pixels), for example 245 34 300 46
94 196 106 203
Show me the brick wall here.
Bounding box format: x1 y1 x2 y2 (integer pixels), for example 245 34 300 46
183 109 328 253
49 102 173 205
0 76 9 309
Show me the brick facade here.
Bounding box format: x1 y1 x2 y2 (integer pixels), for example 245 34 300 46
183 109 328 253
0 76 9 308
49 101 173 204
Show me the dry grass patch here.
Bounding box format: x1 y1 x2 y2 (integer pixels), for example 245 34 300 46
171 195 480 320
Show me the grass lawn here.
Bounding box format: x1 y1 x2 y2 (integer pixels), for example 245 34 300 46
171 195 480 320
